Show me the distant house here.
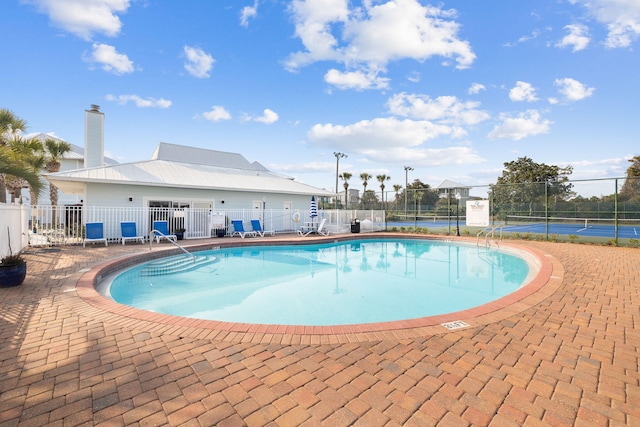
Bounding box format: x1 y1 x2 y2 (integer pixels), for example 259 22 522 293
436 179 471 200
23 132 118 205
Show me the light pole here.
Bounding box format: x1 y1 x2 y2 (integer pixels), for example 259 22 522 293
334 152 347 207
455 190 461 236
404 166 413 216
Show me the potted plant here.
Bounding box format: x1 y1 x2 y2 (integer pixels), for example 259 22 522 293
1 229 27 288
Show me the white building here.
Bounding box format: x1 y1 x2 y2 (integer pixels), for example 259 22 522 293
436 179 471 201
45 106 333 213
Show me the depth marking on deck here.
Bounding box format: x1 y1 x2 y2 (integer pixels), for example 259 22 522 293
441 320 470 330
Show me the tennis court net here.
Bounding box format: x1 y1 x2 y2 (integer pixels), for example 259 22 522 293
505 215 640 231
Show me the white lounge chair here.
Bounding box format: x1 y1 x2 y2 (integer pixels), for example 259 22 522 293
297 218 328 237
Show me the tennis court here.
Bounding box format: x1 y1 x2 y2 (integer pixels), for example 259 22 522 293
387 215 640 239
503 216 639 239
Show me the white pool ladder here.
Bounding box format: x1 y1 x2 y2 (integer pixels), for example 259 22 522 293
477 226 502 248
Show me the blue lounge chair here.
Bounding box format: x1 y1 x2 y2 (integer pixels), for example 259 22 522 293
153 220 177 243
250 219 274 237
231 220 257 238
120 222 145 245
83 222 108 247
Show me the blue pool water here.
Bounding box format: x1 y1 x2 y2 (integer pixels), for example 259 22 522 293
105 239 532 326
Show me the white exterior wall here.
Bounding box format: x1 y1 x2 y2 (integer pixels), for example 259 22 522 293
84 183 315 211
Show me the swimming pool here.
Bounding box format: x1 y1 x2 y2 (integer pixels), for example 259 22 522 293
102 238 536 326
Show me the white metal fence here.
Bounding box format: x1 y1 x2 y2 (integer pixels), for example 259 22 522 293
0 204 29 257
0 205 386 247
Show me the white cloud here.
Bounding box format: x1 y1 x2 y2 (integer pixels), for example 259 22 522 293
24 0 130 40
509 81 539 102
202 106 232 122
387 93 489 126
106 94 171 108
488 110 552 140
324 69 390 90
286 0 475 88
85 43 134 75
556 24 590 51
183 46 215 78
504 29 542 47
240 1 258 27
244 109 279 124
308 117 483 166
468 83 486 95
554 77 595 101
570 0 640 48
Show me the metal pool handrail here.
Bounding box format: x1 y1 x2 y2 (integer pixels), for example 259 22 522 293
148 229 196 261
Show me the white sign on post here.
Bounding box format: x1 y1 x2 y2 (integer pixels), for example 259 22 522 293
465 199 490 227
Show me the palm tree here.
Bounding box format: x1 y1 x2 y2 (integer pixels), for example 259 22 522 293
0 108 28 203
393 184 402 211
44 138 72 208
340 172 352 209
360 172 372 208
5 136 44 203
0 147 42 199
376 174 390 210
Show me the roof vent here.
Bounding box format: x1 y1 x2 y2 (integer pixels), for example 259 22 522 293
90 104 100 112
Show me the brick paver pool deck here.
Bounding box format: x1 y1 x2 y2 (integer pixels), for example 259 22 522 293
1 234 638 426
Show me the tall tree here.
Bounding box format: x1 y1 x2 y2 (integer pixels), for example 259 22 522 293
0 108 28 203
340 172 352 209
490 156 573 215
376 174 390 209
619 155 640 201
44 138 72 207
360 172 372 208
401 179 439 213
393 184 402 210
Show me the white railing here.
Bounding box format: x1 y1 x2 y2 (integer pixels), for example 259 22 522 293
0 203 29 257
14 205 386 247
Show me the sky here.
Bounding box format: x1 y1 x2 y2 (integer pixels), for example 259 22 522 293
2 0 640 199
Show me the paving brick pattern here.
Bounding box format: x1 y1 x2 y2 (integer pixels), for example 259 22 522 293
1 236 639 426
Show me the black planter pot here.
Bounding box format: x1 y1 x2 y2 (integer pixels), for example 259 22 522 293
0 262 27 288
216 229 226 238
175 232 184 240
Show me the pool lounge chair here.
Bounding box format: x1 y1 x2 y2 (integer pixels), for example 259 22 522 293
83 222 108 247
250 219 274 237
153 220 177 243
231 220 257 238
317 218 330 236
297 218 328 237
120 221 145 245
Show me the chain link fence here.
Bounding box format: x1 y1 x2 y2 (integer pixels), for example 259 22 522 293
350 177 640 245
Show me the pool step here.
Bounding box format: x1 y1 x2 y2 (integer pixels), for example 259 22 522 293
140 255 216 276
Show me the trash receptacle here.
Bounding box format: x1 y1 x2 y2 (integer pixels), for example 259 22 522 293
350 219 360 233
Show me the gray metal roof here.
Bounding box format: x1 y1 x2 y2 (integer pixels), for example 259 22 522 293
46 159 333 196
436 179 470 189
151 142 257 170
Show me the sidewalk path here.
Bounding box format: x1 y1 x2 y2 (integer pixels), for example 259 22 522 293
1 237 638 426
